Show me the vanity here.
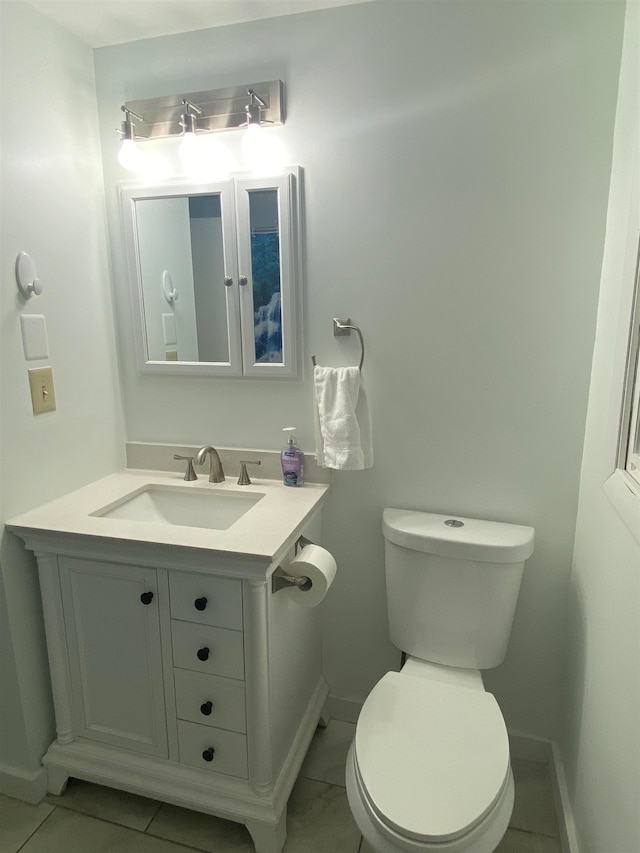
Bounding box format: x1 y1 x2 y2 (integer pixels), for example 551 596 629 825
7 468 330 853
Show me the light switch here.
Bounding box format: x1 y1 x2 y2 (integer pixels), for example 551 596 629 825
20 314 49 360
28 366 57 415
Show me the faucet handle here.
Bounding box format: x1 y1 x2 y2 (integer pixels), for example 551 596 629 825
238 460 261 485
173 454 198 481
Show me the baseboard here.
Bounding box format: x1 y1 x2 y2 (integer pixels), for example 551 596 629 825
0 762 47 804
323 695 362 724
507 730 580 853
549 741 581 853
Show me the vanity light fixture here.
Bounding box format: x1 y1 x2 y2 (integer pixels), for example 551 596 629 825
244 88 268 128
117 80 284 170
241 88 279 170
117 106 144 171
242 89 268 155
179 98 203 165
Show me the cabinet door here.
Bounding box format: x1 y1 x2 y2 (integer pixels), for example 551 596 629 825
122 180 243 376
59 558 167 757
235 172 299 378
186 183 243 373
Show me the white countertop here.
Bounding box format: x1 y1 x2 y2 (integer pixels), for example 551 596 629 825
6 469 329 561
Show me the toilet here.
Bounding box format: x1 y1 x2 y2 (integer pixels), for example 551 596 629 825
346 508 535 853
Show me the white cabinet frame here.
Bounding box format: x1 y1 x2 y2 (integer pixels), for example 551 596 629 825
234 173 298 379
120 168 302 379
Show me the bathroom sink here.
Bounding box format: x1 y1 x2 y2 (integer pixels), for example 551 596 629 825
93 485 264 531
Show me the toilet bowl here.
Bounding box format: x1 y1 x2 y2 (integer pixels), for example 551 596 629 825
346 665 514 852
345 509 534 853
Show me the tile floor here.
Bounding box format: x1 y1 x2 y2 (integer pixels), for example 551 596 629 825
0 720 562 853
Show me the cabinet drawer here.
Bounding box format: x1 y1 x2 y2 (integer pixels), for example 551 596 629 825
169 573 242 630
171 620 244 680
174 669 246 733
177 720 248 778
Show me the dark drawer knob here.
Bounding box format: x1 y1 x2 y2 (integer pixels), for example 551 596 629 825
140 591 154 605
194 597 208 611
200 701 213 716
197 647 210 662
202 747 215 762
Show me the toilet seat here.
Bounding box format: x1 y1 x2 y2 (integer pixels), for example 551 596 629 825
354 671 511 844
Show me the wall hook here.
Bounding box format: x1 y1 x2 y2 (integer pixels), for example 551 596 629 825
162 270 178 305
15 252 43 299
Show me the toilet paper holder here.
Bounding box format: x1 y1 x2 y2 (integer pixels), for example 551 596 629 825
272 535 314 595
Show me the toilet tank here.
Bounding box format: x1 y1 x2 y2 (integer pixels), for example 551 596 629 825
382 509 534 669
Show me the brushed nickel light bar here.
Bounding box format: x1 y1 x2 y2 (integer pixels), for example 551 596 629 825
122 80 284 140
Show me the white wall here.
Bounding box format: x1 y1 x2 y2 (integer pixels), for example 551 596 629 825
563 2 640 850
0 1 125 784
95 0 625 741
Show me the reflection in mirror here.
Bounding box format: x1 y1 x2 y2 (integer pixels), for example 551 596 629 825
135 193 230 363
121 169 299 377
189 195 229 363
249 189 282 364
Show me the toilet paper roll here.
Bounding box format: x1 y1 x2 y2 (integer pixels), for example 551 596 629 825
281 544 337 607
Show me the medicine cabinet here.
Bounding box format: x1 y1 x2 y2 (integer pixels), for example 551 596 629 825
120 167 301 378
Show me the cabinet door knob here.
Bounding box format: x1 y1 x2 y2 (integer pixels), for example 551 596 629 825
140 591 154 605
194 597 208 611
202 747 215 762
239 275 248 286
197 647 210 661
200 701 213 716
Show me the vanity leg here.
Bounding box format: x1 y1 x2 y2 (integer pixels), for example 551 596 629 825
46 765 69 795
246 811 286 853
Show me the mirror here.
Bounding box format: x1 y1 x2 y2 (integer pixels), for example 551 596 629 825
120 170 300 378
134 193 229 363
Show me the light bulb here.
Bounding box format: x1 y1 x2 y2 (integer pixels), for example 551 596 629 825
242 123 264 160
118 138 142 171
179 131 198 167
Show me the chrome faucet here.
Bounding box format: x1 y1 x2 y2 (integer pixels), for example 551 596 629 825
195 446 225 483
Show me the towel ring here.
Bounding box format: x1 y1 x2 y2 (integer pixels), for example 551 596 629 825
311 317 365 370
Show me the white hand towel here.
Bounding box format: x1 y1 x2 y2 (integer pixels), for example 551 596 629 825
313 366 373 470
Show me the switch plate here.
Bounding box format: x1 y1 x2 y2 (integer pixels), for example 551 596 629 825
28 366 57 414
20 314 49 360
162 313 177 345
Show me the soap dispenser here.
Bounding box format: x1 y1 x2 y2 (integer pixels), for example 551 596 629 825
281 427 305 487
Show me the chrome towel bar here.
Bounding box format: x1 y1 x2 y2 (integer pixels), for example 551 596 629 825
311 317 365 370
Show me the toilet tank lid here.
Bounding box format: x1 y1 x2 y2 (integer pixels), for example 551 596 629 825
382 509 534 563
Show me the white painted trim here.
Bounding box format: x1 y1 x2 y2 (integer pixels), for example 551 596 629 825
603 468 640 544
0 762 48 804
549 741 581 853
508 732 580 853
235 171 299 379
